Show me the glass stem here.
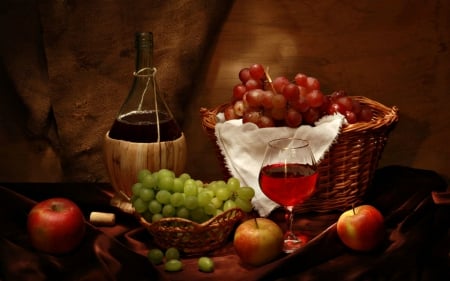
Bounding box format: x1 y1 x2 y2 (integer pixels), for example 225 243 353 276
286 206 296 239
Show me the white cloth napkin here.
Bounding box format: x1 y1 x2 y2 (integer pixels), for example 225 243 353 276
214 113 345 217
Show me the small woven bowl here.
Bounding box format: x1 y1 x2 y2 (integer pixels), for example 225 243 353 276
138 208 246 254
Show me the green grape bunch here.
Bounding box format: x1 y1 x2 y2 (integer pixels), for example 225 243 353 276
131 168 256 224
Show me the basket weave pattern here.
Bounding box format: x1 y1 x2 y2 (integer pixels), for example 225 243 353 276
200 96 399 213
139 208 245 254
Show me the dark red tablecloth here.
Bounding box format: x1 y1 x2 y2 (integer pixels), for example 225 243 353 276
1 165 449 281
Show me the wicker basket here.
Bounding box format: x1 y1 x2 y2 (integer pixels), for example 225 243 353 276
139 208 245 254
200 96 399 214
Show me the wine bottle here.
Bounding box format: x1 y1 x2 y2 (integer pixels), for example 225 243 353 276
108 32 182 143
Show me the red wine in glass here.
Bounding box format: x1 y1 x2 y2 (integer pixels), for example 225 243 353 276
258 138 318 253
259 163 318 207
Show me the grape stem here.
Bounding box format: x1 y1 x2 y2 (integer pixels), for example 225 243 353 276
264 67 278 95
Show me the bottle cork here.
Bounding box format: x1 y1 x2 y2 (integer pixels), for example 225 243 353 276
89 211 116 226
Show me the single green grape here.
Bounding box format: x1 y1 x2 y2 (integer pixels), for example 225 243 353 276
184 195 198 210
210 197 223 209
223 199 237 211
235 197 253 212
152 213 163 223
195 179 204 188
178 172 191 182
157 168 175 180
183 181 198 196
216 187 232 201
156 190 171 205
203 202 217 216
147 248 164 265
165 247 180 260
131 182 143 197
227 177 240 192
172 178 184 193
198 256 214 273
197 191 212 207
197 185 205 195
162 204 176 217
141 173 157 190
237 186 255 201
137 169 151 183
148 199 162 214
158 176 174 192
139 187 155 201
164 259 183 272
176 207 190 219
133 197 148 213
206 181 218 194
215 180 228 189
204 189 215 198
170 192 185 207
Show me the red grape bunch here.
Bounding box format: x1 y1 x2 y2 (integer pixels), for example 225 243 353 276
224 63 373 128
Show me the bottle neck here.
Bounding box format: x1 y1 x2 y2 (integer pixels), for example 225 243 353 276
135 32 153 71
132 32 156 113
135 47 152 70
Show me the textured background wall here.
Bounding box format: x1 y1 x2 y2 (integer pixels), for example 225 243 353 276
0 0 449 184
184 0 450 183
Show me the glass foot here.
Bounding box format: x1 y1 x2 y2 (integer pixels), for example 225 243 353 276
283 239 302 253
283 232 309 253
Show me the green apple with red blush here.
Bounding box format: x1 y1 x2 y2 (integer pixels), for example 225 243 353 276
336 204 385 251
233 217 284 266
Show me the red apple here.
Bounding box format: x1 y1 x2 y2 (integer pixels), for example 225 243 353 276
336 204 385 251
233 217 283 266
27 197 86 254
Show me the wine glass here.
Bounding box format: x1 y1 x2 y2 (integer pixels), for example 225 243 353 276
258 137 318 253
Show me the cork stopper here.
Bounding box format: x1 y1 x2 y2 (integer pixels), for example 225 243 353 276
89 212 116 226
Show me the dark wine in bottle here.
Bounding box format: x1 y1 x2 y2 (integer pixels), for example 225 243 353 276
108 110 182 143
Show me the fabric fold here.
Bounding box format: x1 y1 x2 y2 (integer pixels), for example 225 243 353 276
215 114 345 216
